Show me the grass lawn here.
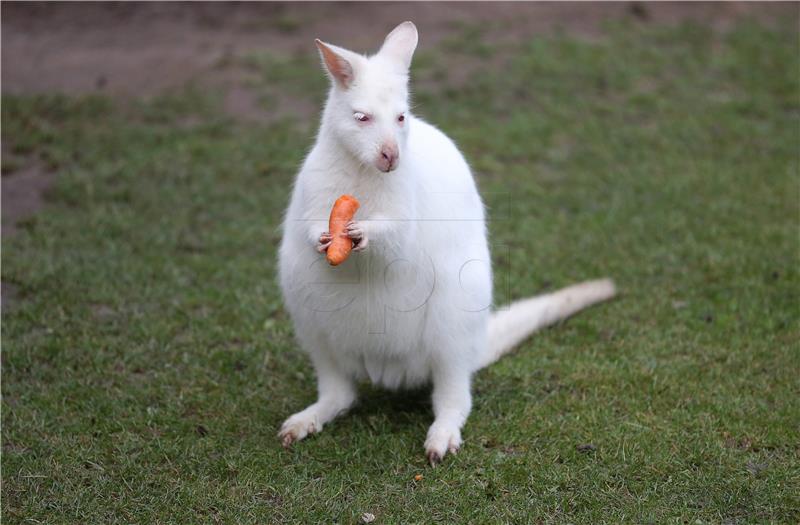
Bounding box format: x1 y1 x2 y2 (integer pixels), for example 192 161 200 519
2 20 799 524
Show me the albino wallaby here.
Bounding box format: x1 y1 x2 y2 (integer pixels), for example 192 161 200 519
277 21 616 465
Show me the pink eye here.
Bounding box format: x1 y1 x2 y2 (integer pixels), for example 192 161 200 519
398 114 405 123
354 112 370 123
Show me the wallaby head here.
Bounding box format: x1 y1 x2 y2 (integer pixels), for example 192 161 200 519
315 21 418 173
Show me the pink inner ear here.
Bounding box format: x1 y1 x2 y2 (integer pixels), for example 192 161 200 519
317 41 353 88
332 56 353 86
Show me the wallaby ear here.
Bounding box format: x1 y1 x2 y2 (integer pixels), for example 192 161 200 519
378 21 418 70
315 39 358 89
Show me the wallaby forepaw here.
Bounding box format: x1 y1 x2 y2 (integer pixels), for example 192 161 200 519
316 232 333 253
345 221 368 252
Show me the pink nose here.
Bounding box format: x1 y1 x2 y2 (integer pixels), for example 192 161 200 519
377 144 399 172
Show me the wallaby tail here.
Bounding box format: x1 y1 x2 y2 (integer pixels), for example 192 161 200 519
477 278 617 370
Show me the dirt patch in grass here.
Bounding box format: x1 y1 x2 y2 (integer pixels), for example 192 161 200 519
1 281 20 312
1 156 54 309
1 158 54 238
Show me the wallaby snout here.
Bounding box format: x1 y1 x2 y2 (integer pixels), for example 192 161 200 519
377 142 399 172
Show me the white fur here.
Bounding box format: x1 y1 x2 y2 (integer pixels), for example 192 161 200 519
277 22 616 464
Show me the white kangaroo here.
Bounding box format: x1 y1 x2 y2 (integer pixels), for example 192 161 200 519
277 21 616 464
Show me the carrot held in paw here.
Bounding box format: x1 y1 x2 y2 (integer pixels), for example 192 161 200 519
326 194 360 266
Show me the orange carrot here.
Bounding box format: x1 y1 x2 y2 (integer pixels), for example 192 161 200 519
326 194 360 266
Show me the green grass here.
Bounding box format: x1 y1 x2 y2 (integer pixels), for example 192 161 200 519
3 21 799 524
